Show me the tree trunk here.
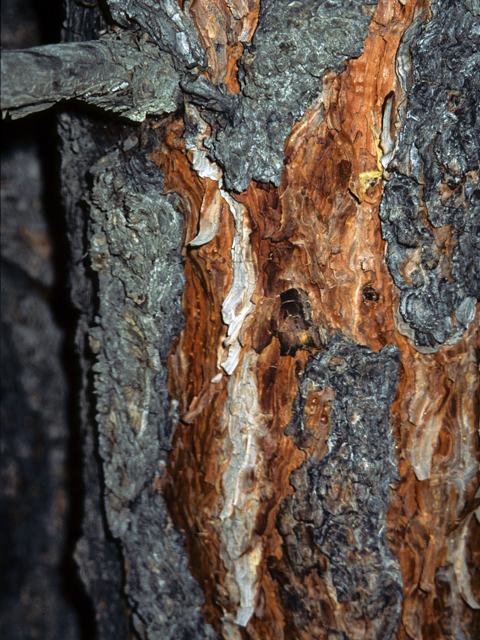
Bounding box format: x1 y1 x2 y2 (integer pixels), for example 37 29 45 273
3 0 479 639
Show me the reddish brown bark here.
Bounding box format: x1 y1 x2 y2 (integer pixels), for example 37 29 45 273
148 1 479 637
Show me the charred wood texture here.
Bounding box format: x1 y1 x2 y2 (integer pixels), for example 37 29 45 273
4 0 479 638
281 338 403 638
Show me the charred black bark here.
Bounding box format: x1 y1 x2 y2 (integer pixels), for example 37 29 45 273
280 339 403 640
380 0 480 350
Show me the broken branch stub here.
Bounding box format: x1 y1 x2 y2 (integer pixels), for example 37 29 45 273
1 38 181 121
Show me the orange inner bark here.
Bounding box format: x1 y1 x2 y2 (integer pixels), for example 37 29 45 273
149 1 480 637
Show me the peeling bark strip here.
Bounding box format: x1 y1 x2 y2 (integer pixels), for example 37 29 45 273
217 350 266 628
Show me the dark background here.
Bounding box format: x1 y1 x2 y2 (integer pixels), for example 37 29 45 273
1 1 93 637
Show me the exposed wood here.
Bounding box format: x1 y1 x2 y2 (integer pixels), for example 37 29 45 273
148 0 480 638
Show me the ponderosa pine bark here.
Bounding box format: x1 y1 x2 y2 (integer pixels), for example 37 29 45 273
3 1 479 639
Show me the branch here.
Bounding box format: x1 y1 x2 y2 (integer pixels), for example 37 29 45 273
1 38 182 121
